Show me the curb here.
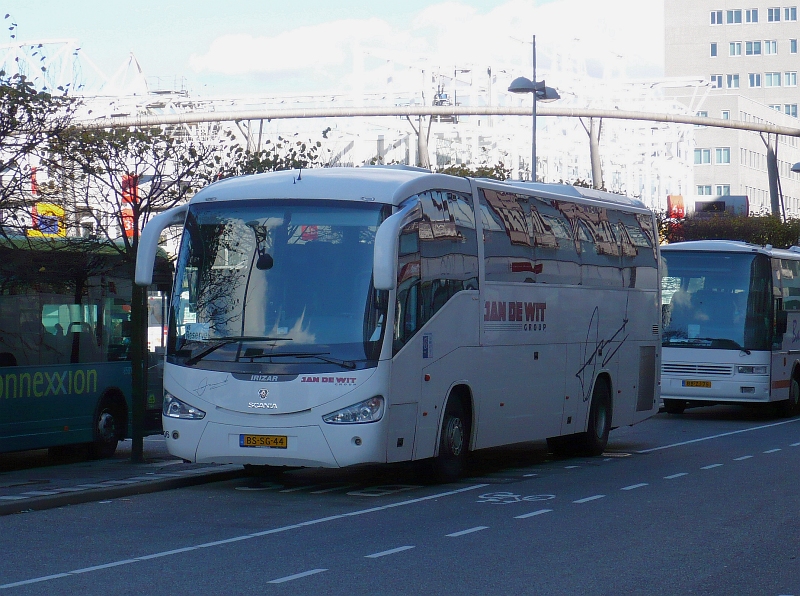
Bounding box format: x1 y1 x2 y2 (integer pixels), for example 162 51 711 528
0 465 246 516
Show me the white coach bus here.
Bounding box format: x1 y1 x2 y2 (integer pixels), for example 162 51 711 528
661 240 800 416
136 167 661 480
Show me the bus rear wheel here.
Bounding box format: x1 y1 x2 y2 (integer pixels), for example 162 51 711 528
432 398 469 483
89 400 121 459
579 379 612 456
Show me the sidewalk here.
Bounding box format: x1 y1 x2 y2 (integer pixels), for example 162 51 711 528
0 436 244 516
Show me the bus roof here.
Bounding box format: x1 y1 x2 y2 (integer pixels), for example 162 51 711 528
661 239 800 259
192 167 649 211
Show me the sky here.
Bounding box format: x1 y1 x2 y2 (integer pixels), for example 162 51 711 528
3 0 665 97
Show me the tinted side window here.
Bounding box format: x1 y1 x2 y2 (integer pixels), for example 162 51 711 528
480 188 533 283
393 191 478 353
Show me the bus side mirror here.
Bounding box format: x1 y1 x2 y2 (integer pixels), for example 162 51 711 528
373 200 419 291
777 310 788 334
135 205 189 286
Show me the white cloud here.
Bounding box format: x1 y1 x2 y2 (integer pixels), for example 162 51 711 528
189 0 664 83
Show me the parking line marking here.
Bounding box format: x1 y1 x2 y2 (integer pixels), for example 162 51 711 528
0 484 489 590
446 526 488 537
638 417 800 453
621 483 648 491
733 456 753 461
701 464 723 470
310 484 358 494
664 473 688 479
279 485 325 493
268 569 327 584
573 495 605 504
515 509 553 519
365 546 415 558
764 448 781 454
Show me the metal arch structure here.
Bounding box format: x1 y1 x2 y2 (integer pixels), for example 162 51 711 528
76 104 800 137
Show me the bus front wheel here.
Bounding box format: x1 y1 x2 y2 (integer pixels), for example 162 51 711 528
663 399 687 415
432 398 469 483
89 399 122 459
777 377 800 418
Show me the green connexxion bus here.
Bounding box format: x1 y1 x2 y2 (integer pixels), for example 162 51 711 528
0 237 172 457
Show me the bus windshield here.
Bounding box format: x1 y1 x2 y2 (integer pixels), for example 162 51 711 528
168 199 390 370
661 250 772 351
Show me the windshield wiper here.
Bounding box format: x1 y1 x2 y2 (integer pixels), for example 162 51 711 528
690 337 751 354
183 336 292 366
243 349 357 370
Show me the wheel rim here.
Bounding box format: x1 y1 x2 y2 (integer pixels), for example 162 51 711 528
445 417 464 457
97 411 116 443
791 379 800 407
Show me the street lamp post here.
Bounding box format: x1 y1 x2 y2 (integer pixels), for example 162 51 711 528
508 35 560 181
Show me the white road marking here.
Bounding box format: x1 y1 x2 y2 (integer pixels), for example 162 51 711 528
564 465 579 469
791 442 800 447
279 484 325 493
764 448 782 454
268 569 327 584
446 526 488 537
0 483 488 590
515 509 553 519
734 456 753 461
621 483 648 491
310 484 358 494
573 494 605 504
523 473 538 477
637 418 800 453
664 473 688 479
365 546 415 558
701 464 723 470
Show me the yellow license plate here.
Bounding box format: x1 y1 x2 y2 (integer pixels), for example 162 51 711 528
683 380 712 388
239 434 288 448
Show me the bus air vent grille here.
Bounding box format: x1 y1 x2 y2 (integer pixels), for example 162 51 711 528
662 363 733 376
652 325 659 335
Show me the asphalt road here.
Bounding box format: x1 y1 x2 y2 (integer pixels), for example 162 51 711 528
1 406 799 596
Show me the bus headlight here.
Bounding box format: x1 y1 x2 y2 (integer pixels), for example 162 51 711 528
323 396 384 424
163 391 206 419
737 365 767 375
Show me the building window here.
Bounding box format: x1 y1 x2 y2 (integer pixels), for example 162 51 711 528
765 40 778 54
730 41 742 56
770 104 783 111
722 110 731 119
786 71 797 86
695 149 712 164
785 6 797 20
697 185 712 195
716 185 731 196
791 39 798 53
749 72 762 87
711 9 724 24
728 73 740 88
728 9 743 22
711 74 724 88
746 8 759 21
765 71 782 86
746 40 762 55
768 7 781 20
711 42 718 56
786 104 799 117
716 147 731 164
